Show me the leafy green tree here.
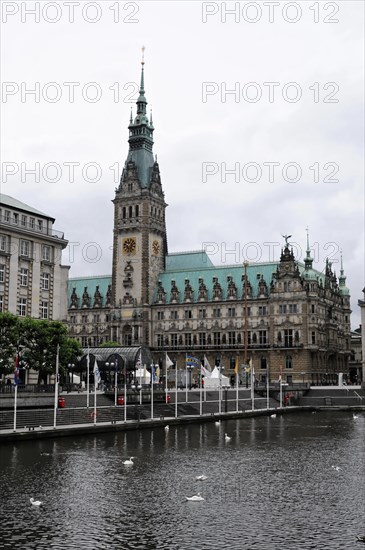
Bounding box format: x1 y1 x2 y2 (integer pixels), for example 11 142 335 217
0 313 82 383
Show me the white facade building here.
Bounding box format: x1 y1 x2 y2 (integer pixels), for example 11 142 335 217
0 194 69 321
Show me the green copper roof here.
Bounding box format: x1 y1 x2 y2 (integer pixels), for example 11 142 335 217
125 149 155 188
0 193 54 220
156 261 278 302
165 251 215 271
154 257 329 303
68 275 112 308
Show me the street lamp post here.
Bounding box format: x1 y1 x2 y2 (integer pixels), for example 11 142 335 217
67 363 75 387
105 361 116 406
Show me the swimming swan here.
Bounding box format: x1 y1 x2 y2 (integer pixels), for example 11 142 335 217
30 498 42 506
186 493 204 501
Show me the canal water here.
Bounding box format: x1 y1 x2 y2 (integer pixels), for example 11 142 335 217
0 411 364 550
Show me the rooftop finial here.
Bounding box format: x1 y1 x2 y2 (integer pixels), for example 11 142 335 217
141 45 145 66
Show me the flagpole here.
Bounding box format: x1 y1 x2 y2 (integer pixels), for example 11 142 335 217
165 352 168 403
199 363 202 416
219 363 222 415
236 370 239 412
53 344 59 429
251 362 255 411
86 347 90 408
93 360 97 426
175 359 178 418
151 363 154 420
13 383 17 432
185 354 188 403
266 363 270 409
124 360 127 422
279 366 283 408
13 349 19 432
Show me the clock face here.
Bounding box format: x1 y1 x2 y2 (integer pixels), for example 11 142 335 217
152 240 160 256
122 237 136 255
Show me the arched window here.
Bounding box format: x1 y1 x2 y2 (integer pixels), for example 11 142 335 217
122 207 126 219
129 206 133 218
135 205 139 218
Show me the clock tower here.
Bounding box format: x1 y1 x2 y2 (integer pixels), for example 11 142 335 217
111 52 167 344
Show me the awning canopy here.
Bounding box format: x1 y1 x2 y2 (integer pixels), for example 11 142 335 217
78 346 153 372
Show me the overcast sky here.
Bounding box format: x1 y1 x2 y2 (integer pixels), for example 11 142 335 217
1 1 364 328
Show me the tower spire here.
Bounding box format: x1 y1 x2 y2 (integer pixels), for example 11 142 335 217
124 48 156 188
304 226 313 270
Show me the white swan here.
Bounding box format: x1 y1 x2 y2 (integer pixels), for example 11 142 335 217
186 492 204 501
215 421 221 426
224 433 231 442
164 425 169 431
195 475 208 481
331 465 341 472
30 497 42 506
270 414 277 418
123 457 135 465
353 414 359 419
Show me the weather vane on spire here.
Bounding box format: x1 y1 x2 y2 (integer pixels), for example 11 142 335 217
141 45 145 65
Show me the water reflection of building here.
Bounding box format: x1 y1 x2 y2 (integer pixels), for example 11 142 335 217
66 58 352 385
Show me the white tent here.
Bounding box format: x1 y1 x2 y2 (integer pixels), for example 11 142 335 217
204 366 230 388
135 368 150 384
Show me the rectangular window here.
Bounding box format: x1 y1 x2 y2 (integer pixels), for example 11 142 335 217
185 333 192 346
18 297 26 317
258 306 267 316
157 311 164 320
311 331 316 345
42 245 51 262
41 301 48 319
198 309 206 319
284 329 293 347
171 333 178 348
20 240 30 257
259 330 267 345
170 310 178 320
243 307 251 317
20 267 28 286
289 304 298 313
0 265 4 283
199 333 206 346
81 336 88 347
311 304 315 314
228 331 236 345
81 314 88 323
157 334 164 348
213 332 221 346
41 273 49 290
184 310 192 319
279 304 287 314
13 213 19 224
0 295 3 312
29 217 35 229
0 235 7 252
93 314 100 323
70 315 76 324
228 307 236 317
4 210 10 222
21 214 27 227
37 219 43 231
213 308 221 318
